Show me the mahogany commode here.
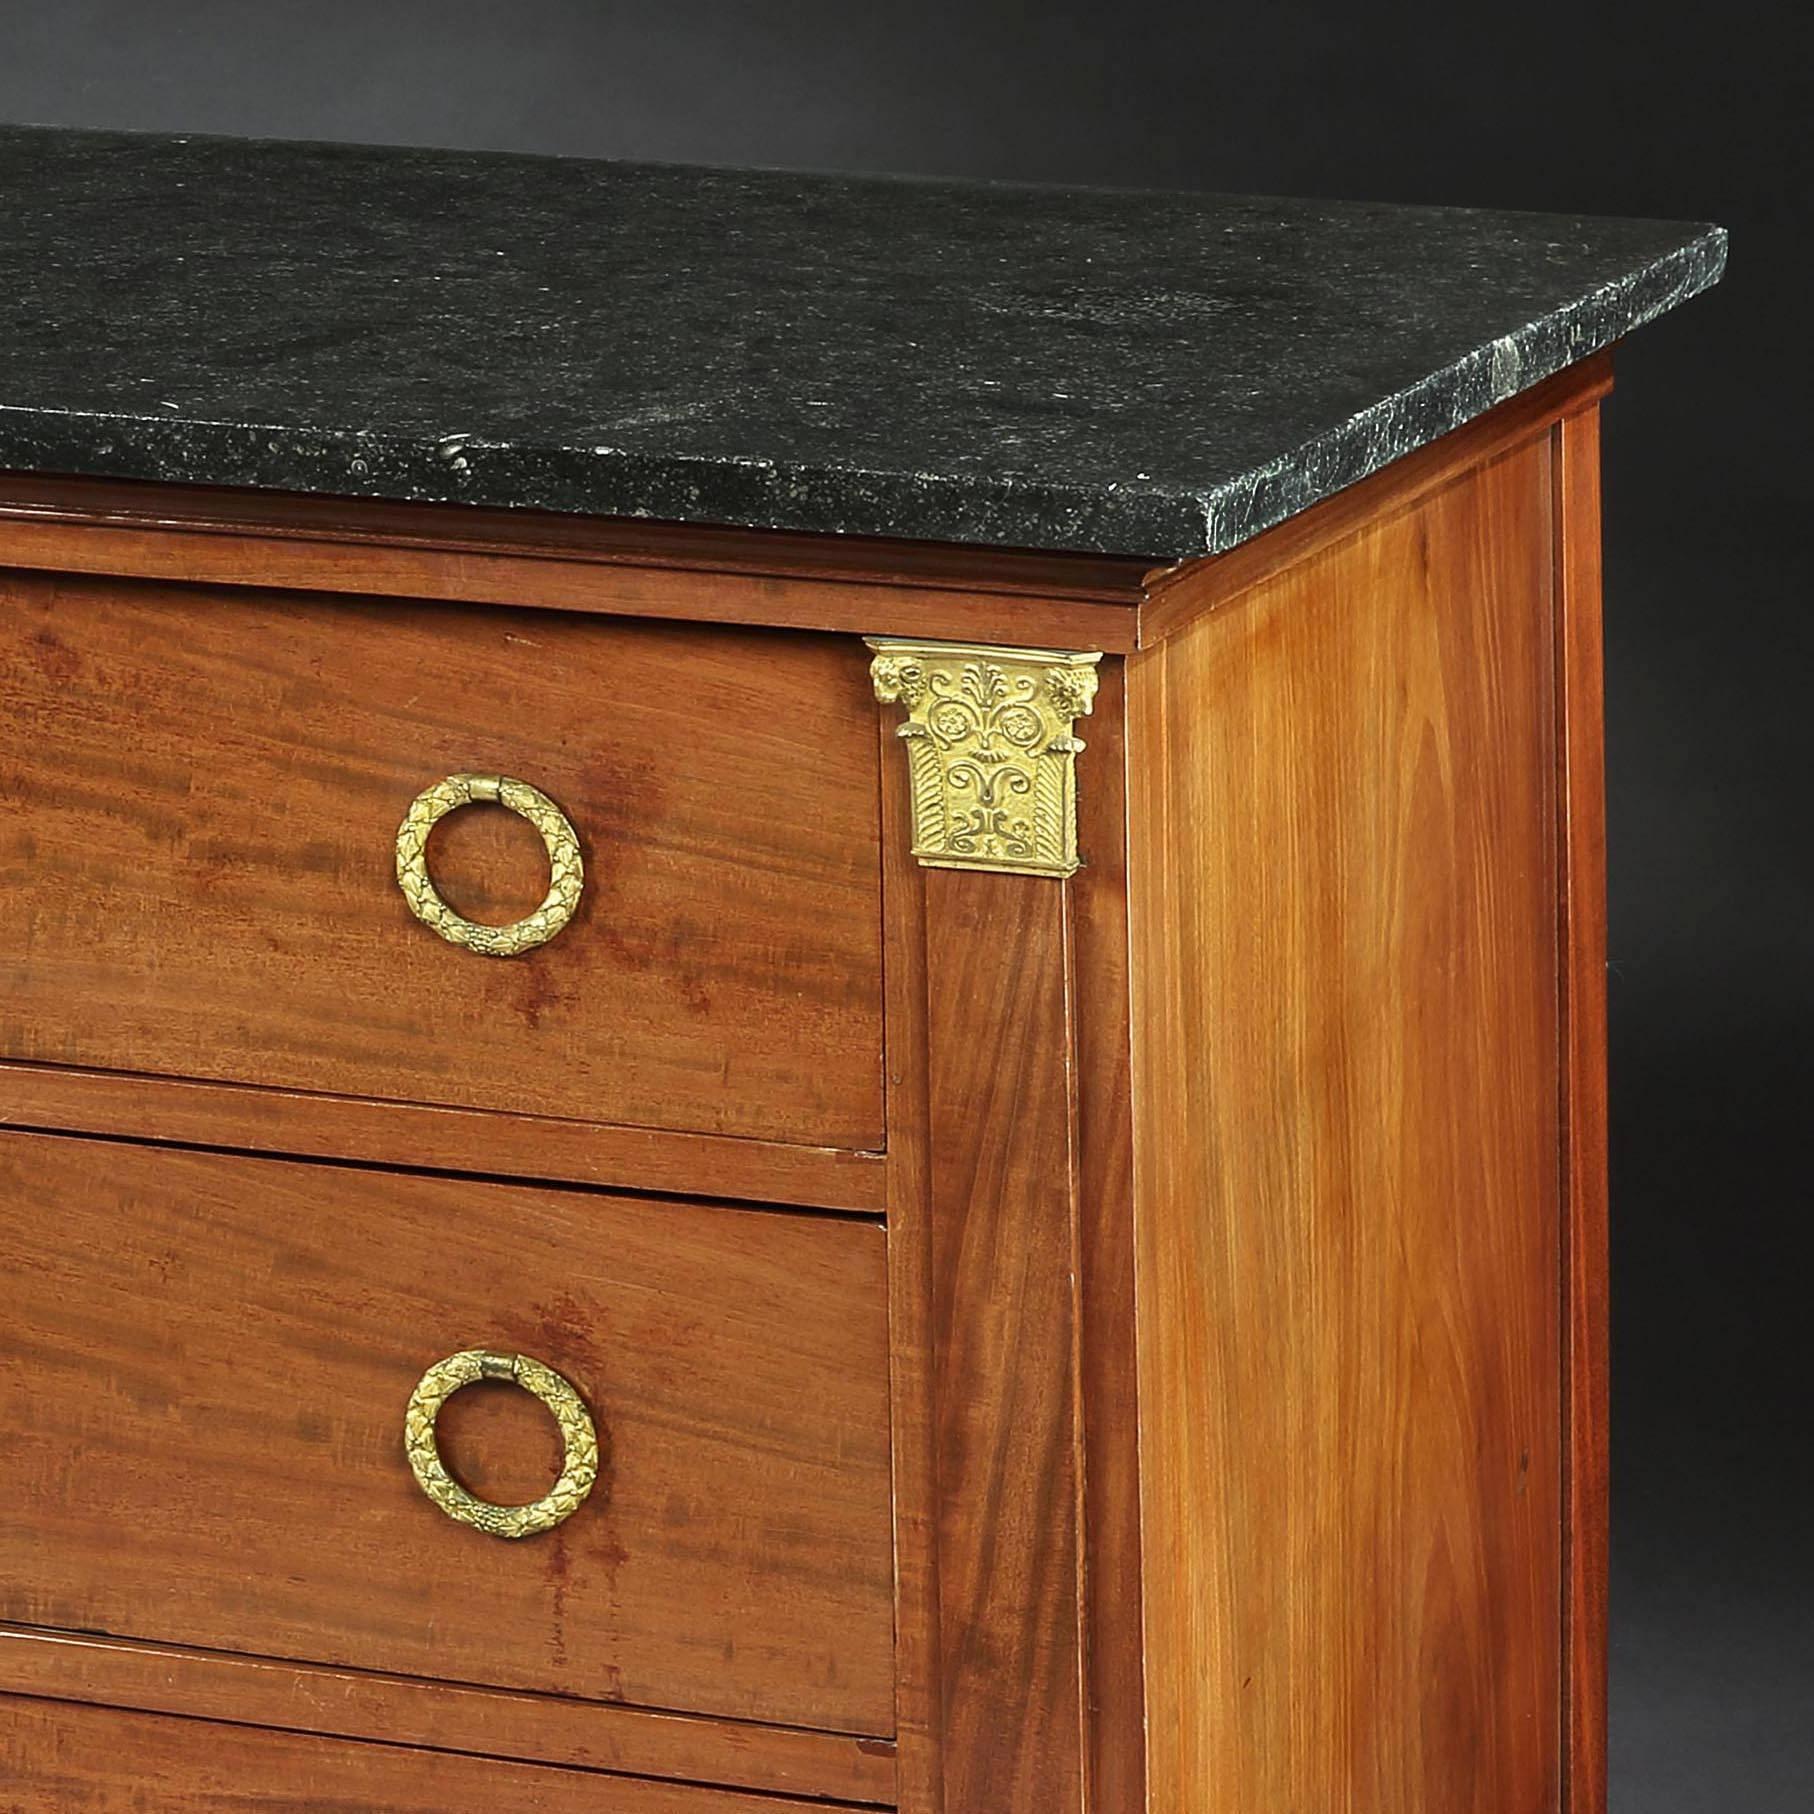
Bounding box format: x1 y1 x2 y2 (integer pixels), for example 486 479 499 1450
0 126 1724 1811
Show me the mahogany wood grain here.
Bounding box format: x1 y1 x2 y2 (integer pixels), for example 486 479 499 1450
919 866 1083 1813
1135 355 1613 646
1066 661 1147 1813
0 575 883 1149
0 1626 895 1805
880 695 1127 1814
0 1061 886 1214
1555 406 1610 1814
878 682 1096 1814
877 722 945 1814
0 1696 875 1813
0 475 1144 654
1126 435 1568 1811
0 1133 894 1736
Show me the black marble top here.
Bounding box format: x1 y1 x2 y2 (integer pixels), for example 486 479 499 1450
0 125 1724 562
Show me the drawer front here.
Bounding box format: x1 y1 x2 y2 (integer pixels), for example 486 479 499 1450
0 568 883 1149
0 1696 863 1813
0 1134 895 1734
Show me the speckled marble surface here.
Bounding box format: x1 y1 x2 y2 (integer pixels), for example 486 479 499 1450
0 125 1724 562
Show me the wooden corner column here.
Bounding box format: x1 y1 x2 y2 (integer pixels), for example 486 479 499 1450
872 635 1150 1814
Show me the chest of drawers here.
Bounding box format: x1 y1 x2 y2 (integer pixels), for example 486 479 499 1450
0 127 1722 1811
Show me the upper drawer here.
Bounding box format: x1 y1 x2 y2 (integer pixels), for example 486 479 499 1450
0 568 883 1149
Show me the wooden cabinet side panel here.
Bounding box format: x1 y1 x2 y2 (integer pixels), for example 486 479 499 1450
1127 438 1567 1812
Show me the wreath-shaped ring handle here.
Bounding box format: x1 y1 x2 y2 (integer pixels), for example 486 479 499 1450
403 1349 599 1539
395 773 583 957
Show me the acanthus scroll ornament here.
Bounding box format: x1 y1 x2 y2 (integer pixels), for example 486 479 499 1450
867 639 1102 878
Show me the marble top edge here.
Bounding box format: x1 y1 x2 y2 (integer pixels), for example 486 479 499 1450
1192 226 1727 555
0 124 1727 562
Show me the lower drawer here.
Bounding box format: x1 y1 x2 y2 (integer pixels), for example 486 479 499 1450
0 1132 894 1735
0 1695 870 1812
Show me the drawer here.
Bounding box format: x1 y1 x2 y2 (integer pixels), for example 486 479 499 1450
0 1133 895 1735
0 1696 867 1812
0 568 883 1149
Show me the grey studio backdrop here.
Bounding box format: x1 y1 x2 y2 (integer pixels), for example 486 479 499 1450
1 6 1807 1810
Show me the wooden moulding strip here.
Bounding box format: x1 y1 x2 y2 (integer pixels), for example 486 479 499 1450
0 1624 898 1807
1553 403 1611 1814
0 1061 888 1215
0 471 1144 653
